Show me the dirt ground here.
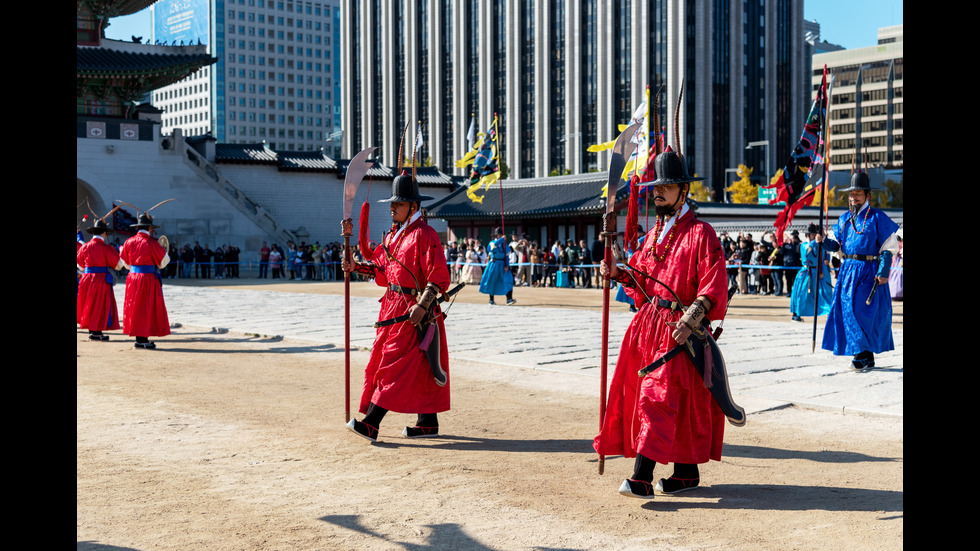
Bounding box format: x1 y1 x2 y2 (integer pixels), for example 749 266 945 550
77 281 903 550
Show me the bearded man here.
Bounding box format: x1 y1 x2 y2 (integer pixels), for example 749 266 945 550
595 149 731 499
816 171 900 370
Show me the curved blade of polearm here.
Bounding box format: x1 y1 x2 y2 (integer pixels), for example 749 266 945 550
341 146 376 424
598 122 641 475
344 146 378 220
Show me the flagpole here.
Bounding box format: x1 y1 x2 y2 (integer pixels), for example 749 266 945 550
495 113 505 235
812 66 829 353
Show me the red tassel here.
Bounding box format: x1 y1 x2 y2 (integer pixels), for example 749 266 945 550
418 323 435 350
625 176 640 252
358 202 374 261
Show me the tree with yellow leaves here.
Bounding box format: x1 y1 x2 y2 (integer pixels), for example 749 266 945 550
727 164 757 204
688 177 711 202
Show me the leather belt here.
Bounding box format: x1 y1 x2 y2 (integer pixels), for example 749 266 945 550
843 254 878 261
656 297 686 312
388 284 418 296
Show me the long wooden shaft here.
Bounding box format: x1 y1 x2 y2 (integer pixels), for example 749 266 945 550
344 234 351 422
598 234 612 475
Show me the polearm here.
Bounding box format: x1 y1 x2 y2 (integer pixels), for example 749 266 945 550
598 122 641 475
341 146 378 422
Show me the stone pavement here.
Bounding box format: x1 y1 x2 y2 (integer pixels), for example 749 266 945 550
121 285 903 419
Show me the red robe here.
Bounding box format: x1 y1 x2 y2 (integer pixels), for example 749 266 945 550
359 217 451 414
76 236 122 331
594 212 729 465
119 232 171 337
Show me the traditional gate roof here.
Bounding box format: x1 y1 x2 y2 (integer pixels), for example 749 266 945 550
426 173 628 220
214 143 457 188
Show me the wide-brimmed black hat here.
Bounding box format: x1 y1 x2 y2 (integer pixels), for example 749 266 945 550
637 149 705 188
806 223 820 236
85 217 113 235
377 170 434 203
840 171 881 192
131 212 159 229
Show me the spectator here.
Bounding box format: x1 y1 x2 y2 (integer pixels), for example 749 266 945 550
227 244 240 278
578 239 593 288
193 241 205 278
214 245 225 279
590 236 605 288
270 244 283 279
768 239 784 296
781 230 802 293
528 242 542 287
200 244 213 279
258 241 271 278
180 244 194 278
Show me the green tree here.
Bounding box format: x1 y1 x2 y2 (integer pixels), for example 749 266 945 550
878 177 903 208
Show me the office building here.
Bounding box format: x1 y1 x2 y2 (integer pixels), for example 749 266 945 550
814 25 903 174
340 0 808 199
151 0 342 154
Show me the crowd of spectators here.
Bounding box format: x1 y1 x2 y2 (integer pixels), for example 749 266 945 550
89 226 883 295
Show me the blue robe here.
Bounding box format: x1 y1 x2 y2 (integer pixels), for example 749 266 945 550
821 206 900 356
478 237 514 296
789 240 833 317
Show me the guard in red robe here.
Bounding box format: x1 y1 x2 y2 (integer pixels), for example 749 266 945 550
77 217 125 341
119 212 171 349
596 150 730 499
344 171 451 442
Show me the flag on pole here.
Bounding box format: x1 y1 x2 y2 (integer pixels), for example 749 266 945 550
763 67 830 246
413 120 425 161
600 87 650 198
455 114 484 169
465 115 500 204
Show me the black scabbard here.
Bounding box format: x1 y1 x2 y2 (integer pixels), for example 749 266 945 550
373 282 466 328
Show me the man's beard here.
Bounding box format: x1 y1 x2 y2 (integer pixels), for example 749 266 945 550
849 202 862 216
654 203 677 217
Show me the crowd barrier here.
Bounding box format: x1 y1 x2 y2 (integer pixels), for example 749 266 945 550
136 259 902 279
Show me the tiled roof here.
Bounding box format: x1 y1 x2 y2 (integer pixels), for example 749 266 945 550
277 150 338 171
215 144 457 188
426 173 629 219
215 143 279 164
76 45 214 76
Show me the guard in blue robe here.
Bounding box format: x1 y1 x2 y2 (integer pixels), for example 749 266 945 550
818 172 900 370
789 224 834 321
479 227 516 305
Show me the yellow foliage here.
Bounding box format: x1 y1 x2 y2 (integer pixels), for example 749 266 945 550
727 164 757 204
689 178 711 202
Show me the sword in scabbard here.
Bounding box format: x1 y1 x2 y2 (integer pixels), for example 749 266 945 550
635 284 745 427
373 282 466 328
341 146 377 423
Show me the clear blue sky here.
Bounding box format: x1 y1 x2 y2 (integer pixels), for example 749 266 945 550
804 0 903 49
105 1 903 52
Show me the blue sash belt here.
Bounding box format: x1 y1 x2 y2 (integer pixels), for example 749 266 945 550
131 264 162 284
84 266 114 285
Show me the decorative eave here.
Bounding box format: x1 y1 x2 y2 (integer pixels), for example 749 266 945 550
77 0 158 19
77 40 215 85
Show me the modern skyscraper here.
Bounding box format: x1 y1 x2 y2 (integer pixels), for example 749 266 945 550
341 0 807 199
151 0 342 155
